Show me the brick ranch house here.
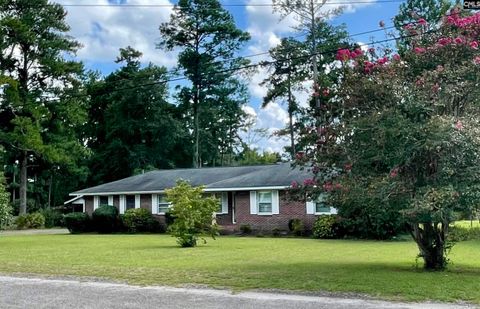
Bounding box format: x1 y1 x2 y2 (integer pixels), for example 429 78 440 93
65 163 336 232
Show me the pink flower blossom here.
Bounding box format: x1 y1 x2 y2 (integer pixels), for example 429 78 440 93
336 49 351 62
474 56 480 65
389 167 399 178
417 18 427 26
470 41 479 49
334 183 343 190
364 61 375 74
414 47 426 54
323 182 333 192
455 120 464 130
415 78 424 87
344 163 352 171
313 91 320 97
303 178 316 186
403 23 413 30
393 54 401 61
454 37 464 44
291 181 298 188
431 83 440 93
377 57 388 65
437 37 452 46
322 88 330 97
295 152 304 160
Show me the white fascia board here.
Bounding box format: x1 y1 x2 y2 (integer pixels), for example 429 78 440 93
69 186 289 196
64 195 84 204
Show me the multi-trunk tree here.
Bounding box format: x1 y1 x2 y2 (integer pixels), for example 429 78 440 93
294 8 480 270
0 0 85 214
158 0 250 168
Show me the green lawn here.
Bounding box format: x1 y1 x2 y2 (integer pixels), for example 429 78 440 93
0 234 479 303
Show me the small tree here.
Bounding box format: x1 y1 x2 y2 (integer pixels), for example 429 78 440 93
165 180 219 247
0 172 12 229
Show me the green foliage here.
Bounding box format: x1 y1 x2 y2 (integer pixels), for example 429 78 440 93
0 173 12 229
239 224 252 235
15 212 45 229
313 215 339 239
92 205 120 234
0 0 86 214
448 226 480 242
236 148 280 166
84 48 187 185
39 208 64 228
122 208 159 233
165 180 219 247
288 218 305 236
64 212 91 234
158 0 251 167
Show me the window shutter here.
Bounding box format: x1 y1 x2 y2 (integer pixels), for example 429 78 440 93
135 194 141 209
249 191 257 214
108 195 113 206
221 192 228 214
306 201 315 214
272 190 279 215
119 195 126 214
93 196 99 210
151 194 158 214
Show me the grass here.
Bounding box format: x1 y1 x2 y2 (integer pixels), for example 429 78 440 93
0 234 479 303
454 220 480 228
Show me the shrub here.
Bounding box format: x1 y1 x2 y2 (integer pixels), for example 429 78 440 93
313 215 339 239
272 228 282 237
40 208 64 228
15 212 45 229
448 226 480 242
288 218 304 236
92 205 120 233
0 175 12 230
239 224 252 235
64 213 91 234
122 208 159 233
166 180 219 247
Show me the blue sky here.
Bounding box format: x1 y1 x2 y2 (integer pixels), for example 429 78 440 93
58 0 405 153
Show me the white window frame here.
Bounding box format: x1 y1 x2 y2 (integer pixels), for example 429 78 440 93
204 192 228 214
157 194 171 215
257 191 273 215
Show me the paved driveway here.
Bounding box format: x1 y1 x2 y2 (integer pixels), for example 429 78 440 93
0 276 476 309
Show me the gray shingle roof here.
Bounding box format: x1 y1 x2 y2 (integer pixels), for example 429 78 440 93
71 163 311 195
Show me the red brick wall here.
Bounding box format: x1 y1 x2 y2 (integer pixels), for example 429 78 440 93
234 190 316 232
216 192 233 226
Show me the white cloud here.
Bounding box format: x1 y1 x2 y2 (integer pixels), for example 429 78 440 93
60 0 176 68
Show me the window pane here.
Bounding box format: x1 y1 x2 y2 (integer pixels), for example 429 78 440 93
158 195 170 214
99 196 108 206
316 203 331 213
126 195 135 210
258 192 272 203
258 202 272 213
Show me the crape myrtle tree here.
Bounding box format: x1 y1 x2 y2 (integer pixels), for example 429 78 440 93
158 0 251 168
293 8 480 270
0 0 85 214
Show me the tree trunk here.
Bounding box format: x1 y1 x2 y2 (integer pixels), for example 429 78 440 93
19 151 27 215
287 71 296 159
309 0 322 132
409 222 449 270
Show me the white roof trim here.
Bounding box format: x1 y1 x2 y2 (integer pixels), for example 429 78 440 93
70 186 288 196
64 195 84 204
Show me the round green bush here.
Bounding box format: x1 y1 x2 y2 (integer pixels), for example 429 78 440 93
288 218 304 236
92 205 119 233
313 215 339 239
64 212 90 234
122 208 158 233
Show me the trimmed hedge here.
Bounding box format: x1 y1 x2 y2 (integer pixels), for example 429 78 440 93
122 208 160 233
92 205 120 233
313 215 340 239
64 212 90 234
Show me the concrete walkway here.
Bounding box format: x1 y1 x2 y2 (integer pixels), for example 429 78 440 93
0 276 476 309
0 228 69 236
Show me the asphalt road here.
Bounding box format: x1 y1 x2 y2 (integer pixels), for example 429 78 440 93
0 276 476 309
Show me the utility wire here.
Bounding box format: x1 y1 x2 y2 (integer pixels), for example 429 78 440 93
59 1 405 8
44 28 438 101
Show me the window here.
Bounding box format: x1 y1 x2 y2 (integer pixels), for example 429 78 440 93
203 193 224 214
257 191 272 214
126 195 135 210
99 196 108 206
158 195 171 214
315 194 331 214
